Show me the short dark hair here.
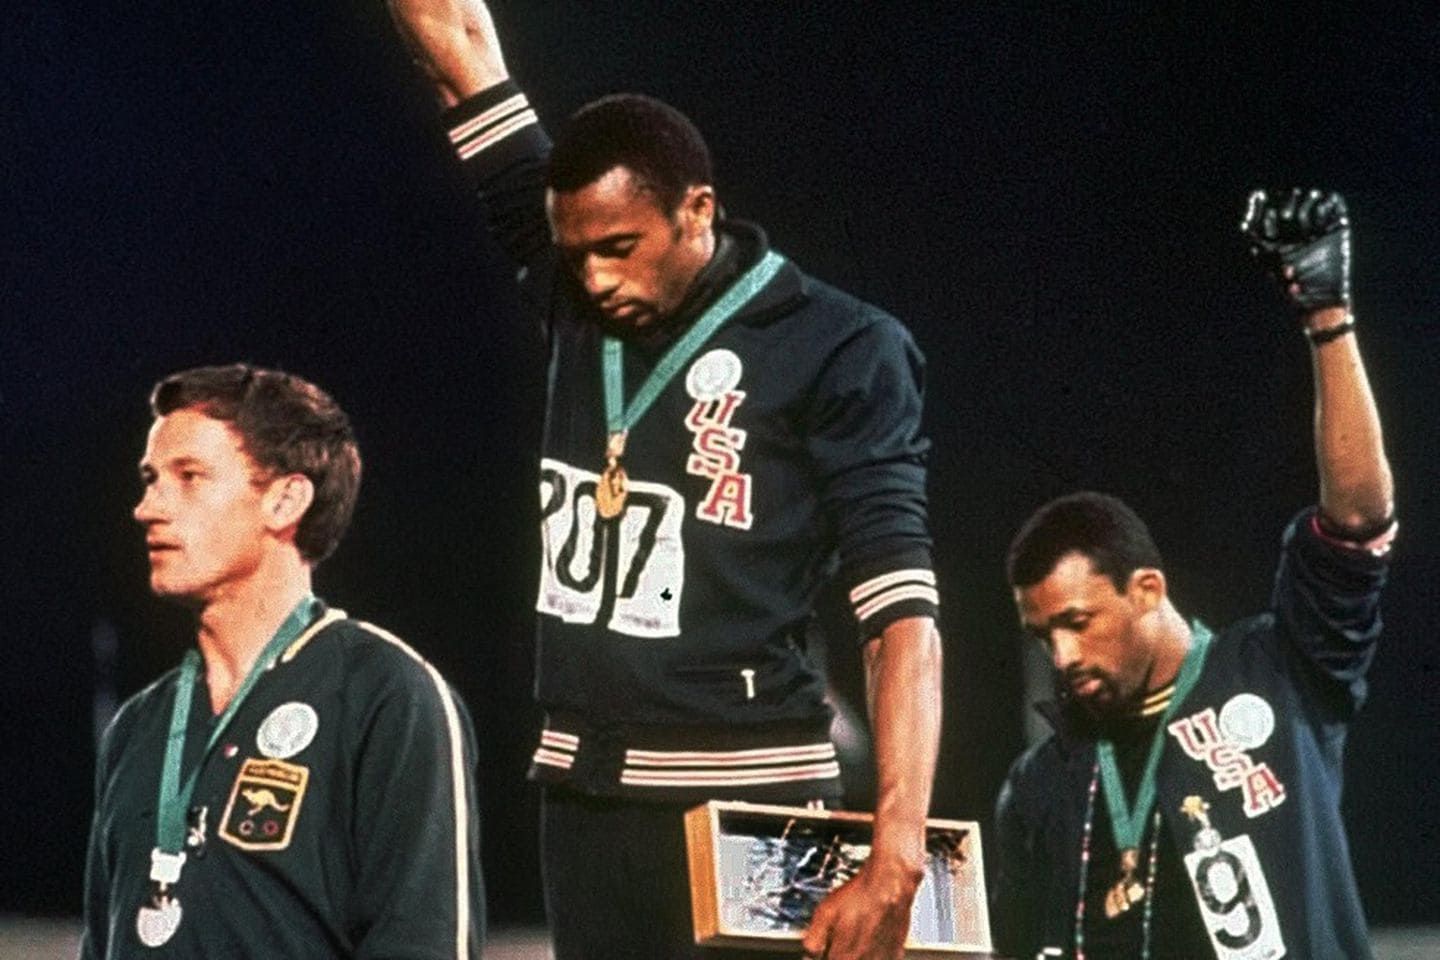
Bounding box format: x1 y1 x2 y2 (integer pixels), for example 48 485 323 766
1006 491 1163 593
150 364 361 565
546 93 713 214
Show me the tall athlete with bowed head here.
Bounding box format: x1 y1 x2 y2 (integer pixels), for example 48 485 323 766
82 365 485 959
388 2 945 958
992 190 1395 959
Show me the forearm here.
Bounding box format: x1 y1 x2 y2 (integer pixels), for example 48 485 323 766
1306 306 1394 532
863 615 943 872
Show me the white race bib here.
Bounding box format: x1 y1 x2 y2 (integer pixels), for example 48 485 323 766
536 458 685 638
1184 833 1286 960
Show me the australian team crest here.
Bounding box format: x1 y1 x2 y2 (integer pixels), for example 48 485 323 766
219 757 309 851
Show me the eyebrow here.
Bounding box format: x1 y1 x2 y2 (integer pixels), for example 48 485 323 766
138 455 207 478
559 231 642 255
1022 605 1091 633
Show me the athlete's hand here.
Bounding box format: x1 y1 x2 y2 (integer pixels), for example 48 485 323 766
1241 187 1351 312
386 0 508 106
800 851 922 960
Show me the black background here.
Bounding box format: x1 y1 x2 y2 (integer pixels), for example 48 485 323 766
5 1 1437 928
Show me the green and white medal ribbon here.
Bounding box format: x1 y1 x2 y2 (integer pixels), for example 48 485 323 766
1095 622 1212 919
595 250 786 519
138 595 319 948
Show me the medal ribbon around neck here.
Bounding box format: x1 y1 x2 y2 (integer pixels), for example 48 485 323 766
601 249 785 450
1095 621 1213 856
153 595 319 869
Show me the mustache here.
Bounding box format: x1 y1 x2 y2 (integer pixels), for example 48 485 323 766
1056 666 1105 700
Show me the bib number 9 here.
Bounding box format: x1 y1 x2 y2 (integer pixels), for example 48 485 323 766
1183 834 1285 960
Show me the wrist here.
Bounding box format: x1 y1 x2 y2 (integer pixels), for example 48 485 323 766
867 833 927 883
1302 305 1349 331
1304 313 1355 346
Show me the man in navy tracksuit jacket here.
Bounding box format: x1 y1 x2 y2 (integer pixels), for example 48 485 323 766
388 2 944 957
992 189 1395 959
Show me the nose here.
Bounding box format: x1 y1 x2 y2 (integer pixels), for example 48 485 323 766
134 483 163 525
1049 629 1082 672
581 257 620 302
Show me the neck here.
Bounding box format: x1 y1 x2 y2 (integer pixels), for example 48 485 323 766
654 227 725 331
1145 600 1193 692
195 552 312 714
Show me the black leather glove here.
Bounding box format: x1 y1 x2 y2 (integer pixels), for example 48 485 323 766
1241 188 1351 311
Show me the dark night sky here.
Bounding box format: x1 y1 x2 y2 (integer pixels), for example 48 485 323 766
5 1 1438 927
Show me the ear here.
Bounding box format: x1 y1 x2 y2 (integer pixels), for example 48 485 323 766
677 184 716 238
261 474 315 539
1125 567 1167 612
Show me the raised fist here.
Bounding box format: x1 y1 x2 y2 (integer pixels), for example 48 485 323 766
387 0 507 105
1241 188 1351 311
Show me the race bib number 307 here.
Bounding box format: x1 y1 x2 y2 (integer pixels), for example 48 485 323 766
537 458 685 638
1183 833 1286 960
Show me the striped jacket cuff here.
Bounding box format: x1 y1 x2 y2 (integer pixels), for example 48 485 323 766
1310 512 1398 557
442 80 548 170
846 552 939 637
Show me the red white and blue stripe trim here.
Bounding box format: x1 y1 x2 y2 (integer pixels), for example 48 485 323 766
620 743 840 789
532 728 579 771
448 91 538 162
849 568 939 625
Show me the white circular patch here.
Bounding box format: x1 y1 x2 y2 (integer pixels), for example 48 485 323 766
685 348 743 401
1218 693 1275 751
256 702 319 759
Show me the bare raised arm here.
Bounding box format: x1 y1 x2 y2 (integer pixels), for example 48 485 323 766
1307 303 1393 534
387 0 510 106
1241 188 1394 537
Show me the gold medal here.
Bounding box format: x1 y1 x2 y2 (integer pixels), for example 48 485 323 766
1103 847 1146 919
596 462 629 519
596 432 629 520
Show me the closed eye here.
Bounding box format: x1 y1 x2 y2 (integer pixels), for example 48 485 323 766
594 237 638 259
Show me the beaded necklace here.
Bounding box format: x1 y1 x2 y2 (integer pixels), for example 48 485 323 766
1073 761 1163 960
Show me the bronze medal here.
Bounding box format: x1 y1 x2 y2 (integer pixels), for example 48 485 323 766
1103 847 1146 919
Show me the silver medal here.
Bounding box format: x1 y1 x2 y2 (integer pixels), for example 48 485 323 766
136 894 183 947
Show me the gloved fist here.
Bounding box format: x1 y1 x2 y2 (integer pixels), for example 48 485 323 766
1241 188 1351 311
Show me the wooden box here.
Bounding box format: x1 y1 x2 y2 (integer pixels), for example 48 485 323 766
684 801 993 957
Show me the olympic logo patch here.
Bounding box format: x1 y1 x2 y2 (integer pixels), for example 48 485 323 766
219 757 309 851
256 701 319 759
685 348 742 401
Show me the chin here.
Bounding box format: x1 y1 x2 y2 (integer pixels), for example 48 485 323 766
149 576 203 604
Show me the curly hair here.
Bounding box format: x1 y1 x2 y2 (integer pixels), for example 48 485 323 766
547 93 713 214
1007 491 1163 592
